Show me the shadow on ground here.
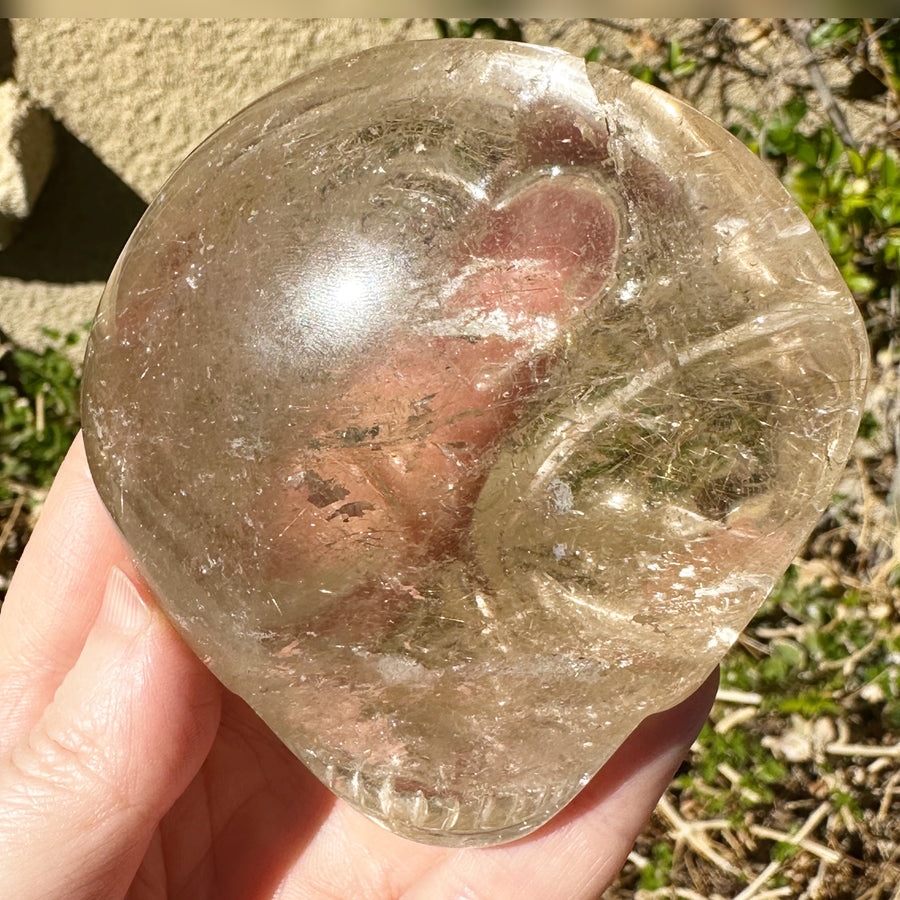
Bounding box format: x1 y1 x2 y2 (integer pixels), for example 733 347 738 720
0 119 147 283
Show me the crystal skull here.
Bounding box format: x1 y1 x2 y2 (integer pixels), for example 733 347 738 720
82 40 869 846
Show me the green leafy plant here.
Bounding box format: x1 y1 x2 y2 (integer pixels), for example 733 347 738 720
629 38 699 87
808 18 900 96
433 19 523 42
0 327 84 600
638 841 676 890
733 99 900 352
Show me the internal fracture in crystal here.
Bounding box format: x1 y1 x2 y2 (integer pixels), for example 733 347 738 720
82 40 869 846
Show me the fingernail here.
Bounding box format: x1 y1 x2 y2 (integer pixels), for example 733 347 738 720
98 565 153 636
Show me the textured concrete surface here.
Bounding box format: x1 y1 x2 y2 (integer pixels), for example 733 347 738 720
10 19 438 201
0 18 882 354
0 18 437 351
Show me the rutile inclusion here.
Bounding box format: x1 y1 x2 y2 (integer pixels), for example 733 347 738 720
82 40 869 846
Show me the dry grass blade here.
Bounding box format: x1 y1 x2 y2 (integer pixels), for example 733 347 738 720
0 494 25 554
657 795 739 876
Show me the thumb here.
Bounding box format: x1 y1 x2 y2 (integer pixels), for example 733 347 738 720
0 566 221 900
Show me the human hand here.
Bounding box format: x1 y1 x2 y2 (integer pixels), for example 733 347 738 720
0 433 716 899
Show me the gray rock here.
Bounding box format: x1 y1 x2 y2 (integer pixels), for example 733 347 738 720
0 79 53 249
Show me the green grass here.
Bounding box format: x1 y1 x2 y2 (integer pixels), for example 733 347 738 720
621 563 900 895
0 327 84 597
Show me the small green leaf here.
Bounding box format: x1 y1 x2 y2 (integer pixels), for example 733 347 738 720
843 271 877 294
882 151 899 186
858 410 880 440
808 19 861 48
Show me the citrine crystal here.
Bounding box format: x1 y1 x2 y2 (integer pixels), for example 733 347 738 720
82 40 869 846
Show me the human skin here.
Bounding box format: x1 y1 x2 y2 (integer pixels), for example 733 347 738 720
0 435 717 899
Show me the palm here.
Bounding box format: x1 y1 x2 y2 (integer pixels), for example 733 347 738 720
130 692 329 900
129 689 454 900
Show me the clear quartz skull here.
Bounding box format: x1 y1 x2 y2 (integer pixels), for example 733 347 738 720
82 40 869 846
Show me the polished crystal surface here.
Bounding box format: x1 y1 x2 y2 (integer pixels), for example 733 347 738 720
82 40 869 846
